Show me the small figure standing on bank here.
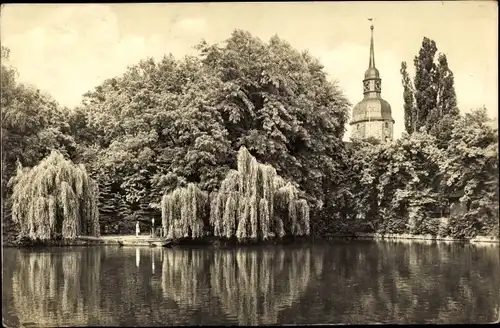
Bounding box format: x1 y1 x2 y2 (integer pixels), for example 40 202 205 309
136 220 140 237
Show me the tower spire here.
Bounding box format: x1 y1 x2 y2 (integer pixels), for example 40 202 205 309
351 19 394 143
369 24 375 69
363 20 380 81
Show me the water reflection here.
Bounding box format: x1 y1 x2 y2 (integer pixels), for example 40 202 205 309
280 241 499 324
211 247 322 325
9 249 105 326
158 247 324 325
136 248 140 267
2 241 499 326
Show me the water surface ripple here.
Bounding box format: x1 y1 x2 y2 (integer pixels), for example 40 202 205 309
2 240 499 326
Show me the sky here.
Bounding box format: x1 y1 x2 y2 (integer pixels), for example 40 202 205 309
1 2 498 140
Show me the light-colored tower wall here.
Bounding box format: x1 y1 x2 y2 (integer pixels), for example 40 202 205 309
352 120 393 141
350 25 395 143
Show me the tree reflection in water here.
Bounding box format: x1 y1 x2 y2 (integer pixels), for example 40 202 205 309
3 241 499 326
10 248 103 326
160 246 324 325
161 248 211 309
209 247 322 325
280 241 499 324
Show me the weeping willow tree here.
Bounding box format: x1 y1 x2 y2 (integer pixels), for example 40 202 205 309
9 150 100 241
210 147 310 241
161 183 209 239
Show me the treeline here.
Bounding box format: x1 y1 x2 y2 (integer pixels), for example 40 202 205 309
345 116 498 239
1 31 498 244
161 147 310 242
340 38 499 238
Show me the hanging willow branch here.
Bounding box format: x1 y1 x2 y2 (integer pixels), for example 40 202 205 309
161 183 209 239
211 146 310 241
10 150 100 241
160 147 310 242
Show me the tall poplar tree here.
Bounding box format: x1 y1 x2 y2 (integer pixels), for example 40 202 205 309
400 37 459 139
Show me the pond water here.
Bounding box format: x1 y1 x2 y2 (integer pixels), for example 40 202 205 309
2 240 499 326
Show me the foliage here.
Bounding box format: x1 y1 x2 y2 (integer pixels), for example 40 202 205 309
1 46 79 241
79 55 233 228
79 30 351 235
438 108 499 238
196 30 351 233
210 147 310 241
4 30 497 242
349 108 498 238
400 37 459 142
350 132 442 234
160 147 310 242
9 151 100 241
161 183 209 239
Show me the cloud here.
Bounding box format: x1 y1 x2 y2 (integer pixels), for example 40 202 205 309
170 17 206 36
2 5 194 107
454 71 498 121
3 5 119 106
2 3 496 131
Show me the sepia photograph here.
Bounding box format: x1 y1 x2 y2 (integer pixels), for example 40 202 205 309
1 1 499 326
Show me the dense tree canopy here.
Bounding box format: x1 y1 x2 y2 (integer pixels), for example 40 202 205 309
79 30 351 234
197 31 351 207
2 30 497 242
78 55 233 227
349 132 442 234
348 108 498 238
438 108 498 237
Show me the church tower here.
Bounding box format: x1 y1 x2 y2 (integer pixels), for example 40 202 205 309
350 25 394 142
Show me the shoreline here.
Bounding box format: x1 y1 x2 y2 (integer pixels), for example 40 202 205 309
326 233 499 245
343 232 500 244
2 232 498 248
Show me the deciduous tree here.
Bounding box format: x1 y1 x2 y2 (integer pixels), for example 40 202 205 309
400 37 458 141
438 108 498 237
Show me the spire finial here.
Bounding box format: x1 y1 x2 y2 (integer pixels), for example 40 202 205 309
369 23 375 68
363 18 380 82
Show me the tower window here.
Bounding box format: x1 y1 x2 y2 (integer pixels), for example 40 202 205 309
384 122 389 129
